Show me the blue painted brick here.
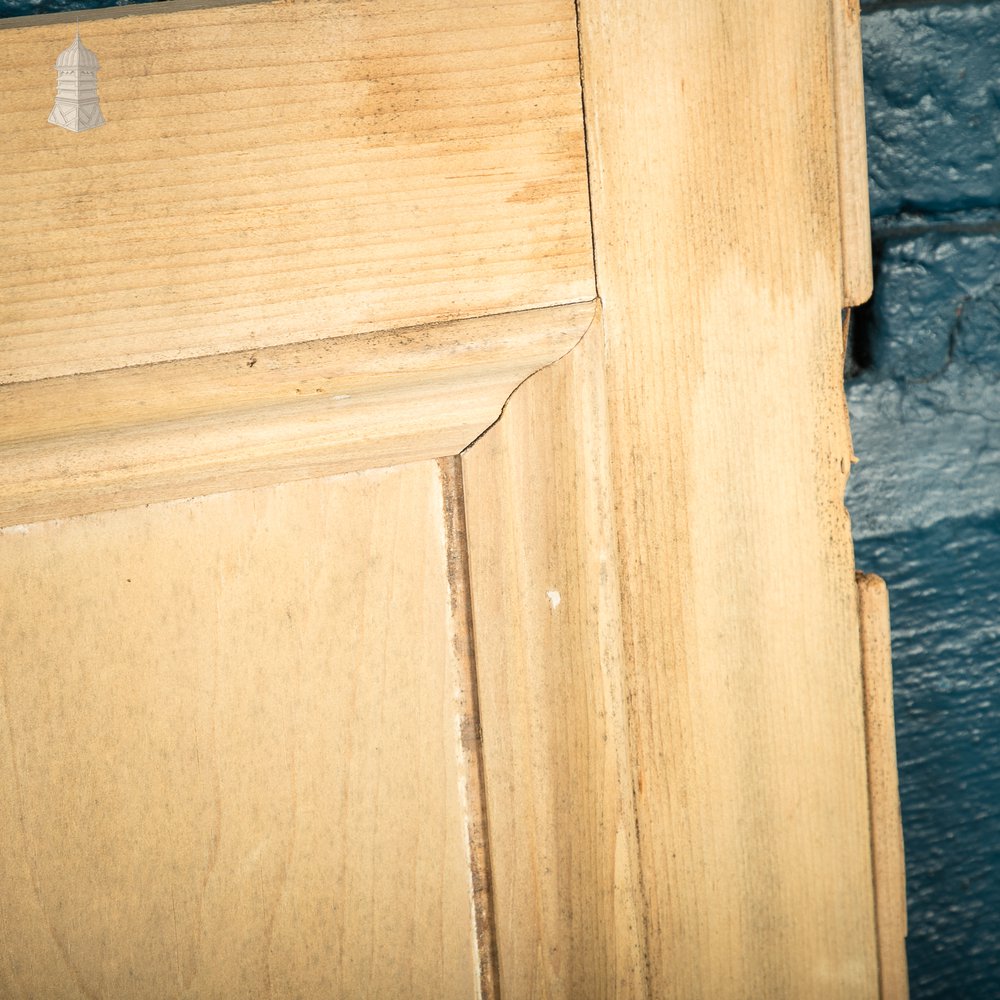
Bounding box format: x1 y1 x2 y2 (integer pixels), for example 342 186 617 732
846 365 1000 538
956 268 1000 369
855 516 1000 1000
0 0 155 17
862 3 1000 218
867 227 1000 378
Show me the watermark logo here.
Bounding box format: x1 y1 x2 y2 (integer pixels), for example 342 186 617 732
49 29 106 133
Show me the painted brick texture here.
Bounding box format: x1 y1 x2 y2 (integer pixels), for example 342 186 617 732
856 517 1000 1000
1 0 158 15
861 2 1000 217
863 225 1000 378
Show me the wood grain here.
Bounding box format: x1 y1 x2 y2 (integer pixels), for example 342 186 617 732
439 457 501 1000
0 2 893 995
0 299 594 526
0 465 481 999
0 0 593 383
857 573 909 1000
831 0 874 306
463 2 881 996
463 305 649 1000
579 2 878 992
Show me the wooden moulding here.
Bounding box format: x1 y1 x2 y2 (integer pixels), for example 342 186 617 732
857 572 910 1000
0 299 597 527
463 1 883 996
830 0 873 306
0 0 594 382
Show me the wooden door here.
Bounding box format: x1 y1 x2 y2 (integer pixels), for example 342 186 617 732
0 1 907 998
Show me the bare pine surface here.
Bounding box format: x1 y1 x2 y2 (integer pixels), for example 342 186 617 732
830 0 874 305
0 465 481 999
0 0 593 382
463 308 649 999
0 300 594 526
0 0 893 996
464 1 880 996
857 573 910 1000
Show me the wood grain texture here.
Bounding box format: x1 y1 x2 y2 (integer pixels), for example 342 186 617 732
463 3 881 996
579 2 878 992
463 305 649 1000
0 299 594 527
0 465 481 999
0 0 593 383
439 457 501 1000
831 0 874 306
580 2 879 991
857 573 909 1000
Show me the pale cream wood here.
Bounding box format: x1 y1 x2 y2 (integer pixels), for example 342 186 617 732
0 299 595 527
0 464 482 999
579 2 878 991
462 2 881 996
462 305 649 1000
831 0 874 306
0 0 897 994
857 573 909 1000
0 0 593 383
439 457 501 999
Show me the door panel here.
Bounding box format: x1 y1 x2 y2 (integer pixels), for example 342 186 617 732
0 464 480 999
0 0 593 382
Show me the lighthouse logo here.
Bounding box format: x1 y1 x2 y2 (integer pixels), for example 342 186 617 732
49 31 106 133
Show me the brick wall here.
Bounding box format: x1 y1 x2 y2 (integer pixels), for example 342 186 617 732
1 0 157 14
848 2 1000 996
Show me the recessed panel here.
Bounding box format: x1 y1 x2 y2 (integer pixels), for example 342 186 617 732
0 0 593 382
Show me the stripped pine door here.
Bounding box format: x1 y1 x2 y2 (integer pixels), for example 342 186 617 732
0 1 906 998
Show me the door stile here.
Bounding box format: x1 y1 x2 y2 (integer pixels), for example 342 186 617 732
461 308 651 999
460 1 883 996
